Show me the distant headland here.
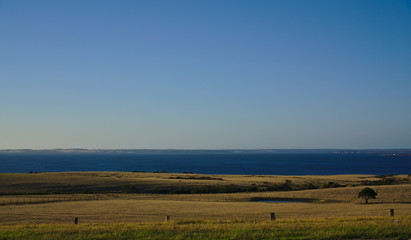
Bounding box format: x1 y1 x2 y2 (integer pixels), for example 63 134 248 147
0 148 410 155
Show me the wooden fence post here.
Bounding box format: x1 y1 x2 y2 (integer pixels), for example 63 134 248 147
270 212 276 221
74 217 78 224
389 209 394 217
165 216 170 222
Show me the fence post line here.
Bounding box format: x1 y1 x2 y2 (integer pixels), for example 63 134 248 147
270 212 276 221
389 209 394 217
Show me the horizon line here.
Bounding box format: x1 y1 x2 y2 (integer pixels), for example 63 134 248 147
1 148 411 151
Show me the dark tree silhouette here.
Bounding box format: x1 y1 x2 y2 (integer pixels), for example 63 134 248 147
358 187 377 204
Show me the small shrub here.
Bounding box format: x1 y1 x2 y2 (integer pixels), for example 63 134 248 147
304 183 319 190
322 182 343 188
48 190 61 194
245 185 259 192
122 186 139 193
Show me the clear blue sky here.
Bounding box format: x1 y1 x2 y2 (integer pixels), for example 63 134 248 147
1 0 410 149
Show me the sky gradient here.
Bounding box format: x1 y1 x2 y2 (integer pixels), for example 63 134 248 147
1 0 411 149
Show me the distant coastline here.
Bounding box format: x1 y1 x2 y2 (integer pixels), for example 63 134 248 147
1 148 411 155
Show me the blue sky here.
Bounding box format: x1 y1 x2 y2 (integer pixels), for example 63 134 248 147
1 0 410 149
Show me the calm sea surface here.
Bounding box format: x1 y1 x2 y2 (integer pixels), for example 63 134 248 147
0 153 410 175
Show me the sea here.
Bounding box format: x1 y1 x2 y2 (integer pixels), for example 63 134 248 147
0 151 410 175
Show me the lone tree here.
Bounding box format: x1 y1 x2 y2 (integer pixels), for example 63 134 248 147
358 187 377 204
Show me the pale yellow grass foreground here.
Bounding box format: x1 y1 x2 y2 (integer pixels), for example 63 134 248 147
1 198 410 225
0 172 410 225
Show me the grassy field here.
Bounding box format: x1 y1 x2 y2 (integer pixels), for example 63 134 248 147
0 172 410 239
0 217 410 240
2 171 408 195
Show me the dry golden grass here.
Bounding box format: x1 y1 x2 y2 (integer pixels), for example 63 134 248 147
0 172 410 225
0 171 399 194
1 196 411 225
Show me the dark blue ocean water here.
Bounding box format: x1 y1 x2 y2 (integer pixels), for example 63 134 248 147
0 153 410 175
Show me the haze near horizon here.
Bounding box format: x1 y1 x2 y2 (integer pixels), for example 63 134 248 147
1 0 410 149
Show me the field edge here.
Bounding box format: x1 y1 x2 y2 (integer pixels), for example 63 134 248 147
0 216 410 240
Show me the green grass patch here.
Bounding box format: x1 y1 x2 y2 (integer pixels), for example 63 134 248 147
0 217 410 240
